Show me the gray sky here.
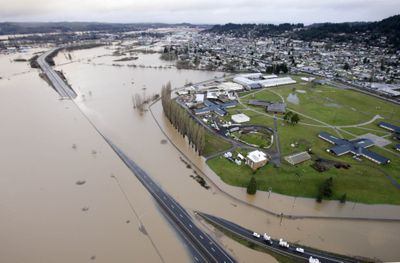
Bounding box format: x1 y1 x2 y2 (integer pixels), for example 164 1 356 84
0 0 399 24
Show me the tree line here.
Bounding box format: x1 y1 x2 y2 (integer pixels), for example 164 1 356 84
161 82 206 155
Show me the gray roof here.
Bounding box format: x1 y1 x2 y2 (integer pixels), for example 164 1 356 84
267 103 286 113
318 132 390 164
194 99 237 116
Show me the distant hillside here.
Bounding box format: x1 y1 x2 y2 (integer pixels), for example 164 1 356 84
203 15 400 49
0 22 202 35
204 23 304 37
295 15 400 48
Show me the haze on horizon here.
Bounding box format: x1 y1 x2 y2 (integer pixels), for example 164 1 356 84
0 0 399 25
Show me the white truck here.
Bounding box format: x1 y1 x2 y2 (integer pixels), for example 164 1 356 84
309 256 320 263
263 233 273 245
279 238 289 248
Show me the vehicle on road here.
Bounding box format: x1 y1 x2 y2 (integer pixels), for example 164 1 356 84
252 232 261 238
295 247 305 253
279 238 290 248
309 256 320 263
262 233 273 245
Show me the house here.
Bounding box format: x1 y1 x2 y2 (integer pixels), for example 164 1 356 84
284 152 311 165
246 150 268 170
318 132 390 165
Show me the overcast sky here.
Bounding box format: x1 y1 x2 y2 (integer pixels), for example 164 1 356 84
0 0 399 24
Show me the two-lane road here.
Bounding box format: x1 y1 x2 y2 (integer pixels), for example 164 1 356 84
198 212 359 263
37 48 77 99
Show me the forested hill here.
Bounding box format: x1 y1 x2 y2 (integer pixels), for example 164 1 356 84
204 15 400 49
204 23 304 37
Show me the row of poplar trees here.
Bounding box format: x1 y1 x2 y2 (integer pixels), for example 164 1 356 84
161 82 206 155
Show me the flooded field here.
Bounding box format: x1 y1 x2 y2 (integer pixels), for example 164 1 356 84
1 44 400 262
0 50 194 263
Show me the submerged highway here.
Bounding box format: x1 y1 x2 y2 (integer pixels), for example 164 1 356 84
38 46 236 263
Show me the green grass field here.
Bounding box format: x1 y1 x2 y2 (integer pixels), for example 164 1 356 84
205 77 400 204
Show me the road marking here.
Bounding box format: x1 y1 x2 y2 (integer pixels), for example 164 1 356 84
199 235 204 239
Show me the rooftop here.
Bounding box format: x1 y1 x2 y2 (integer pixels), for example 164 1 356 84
318 131 390 165
247 150 267 163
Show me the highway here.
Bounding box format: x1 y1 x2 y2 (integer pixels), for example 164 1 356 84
198 212 360 263
104 139 236 263
38 46 236 262
37 48 77 99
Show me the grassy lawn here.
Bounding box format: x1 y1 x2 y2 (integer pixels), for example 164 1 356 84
233 131 271 148
253 83 400 127
207 154 400 204
204 131 232 156
205 79 400 204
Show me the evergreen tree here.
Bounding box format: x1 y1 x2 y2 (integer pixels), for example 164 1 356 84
247 177 257 195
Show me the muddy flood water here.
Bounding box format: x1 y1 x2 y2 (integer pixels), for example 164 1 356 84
1 44 400 262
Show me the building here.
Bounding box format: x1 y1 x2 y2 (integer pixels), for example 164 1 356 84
284 152 312 165
395 144 400 152
318 132 390 165
246 150 268 170
247 100 286 113
217 82 244 92
267 103 287 114
378 122 400 140
233 77 261 90
193 99 237 116
258 77 296 88
233 74 296 90
231 113 250 124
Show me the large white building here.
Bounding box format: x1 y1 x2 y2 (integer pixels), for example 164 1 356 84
233 74 296 90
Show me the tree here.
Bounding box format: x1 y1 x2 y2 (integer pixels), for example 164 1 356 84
290 113 300 125
283 111 293 122
247 177 257 195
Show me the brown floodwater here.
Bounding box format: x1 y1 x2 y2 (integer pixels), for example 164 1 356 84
55 44 400 261
0 46 275 263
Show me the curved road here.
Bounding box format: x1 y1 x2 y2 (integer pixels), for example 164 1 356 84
198 212 359 263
